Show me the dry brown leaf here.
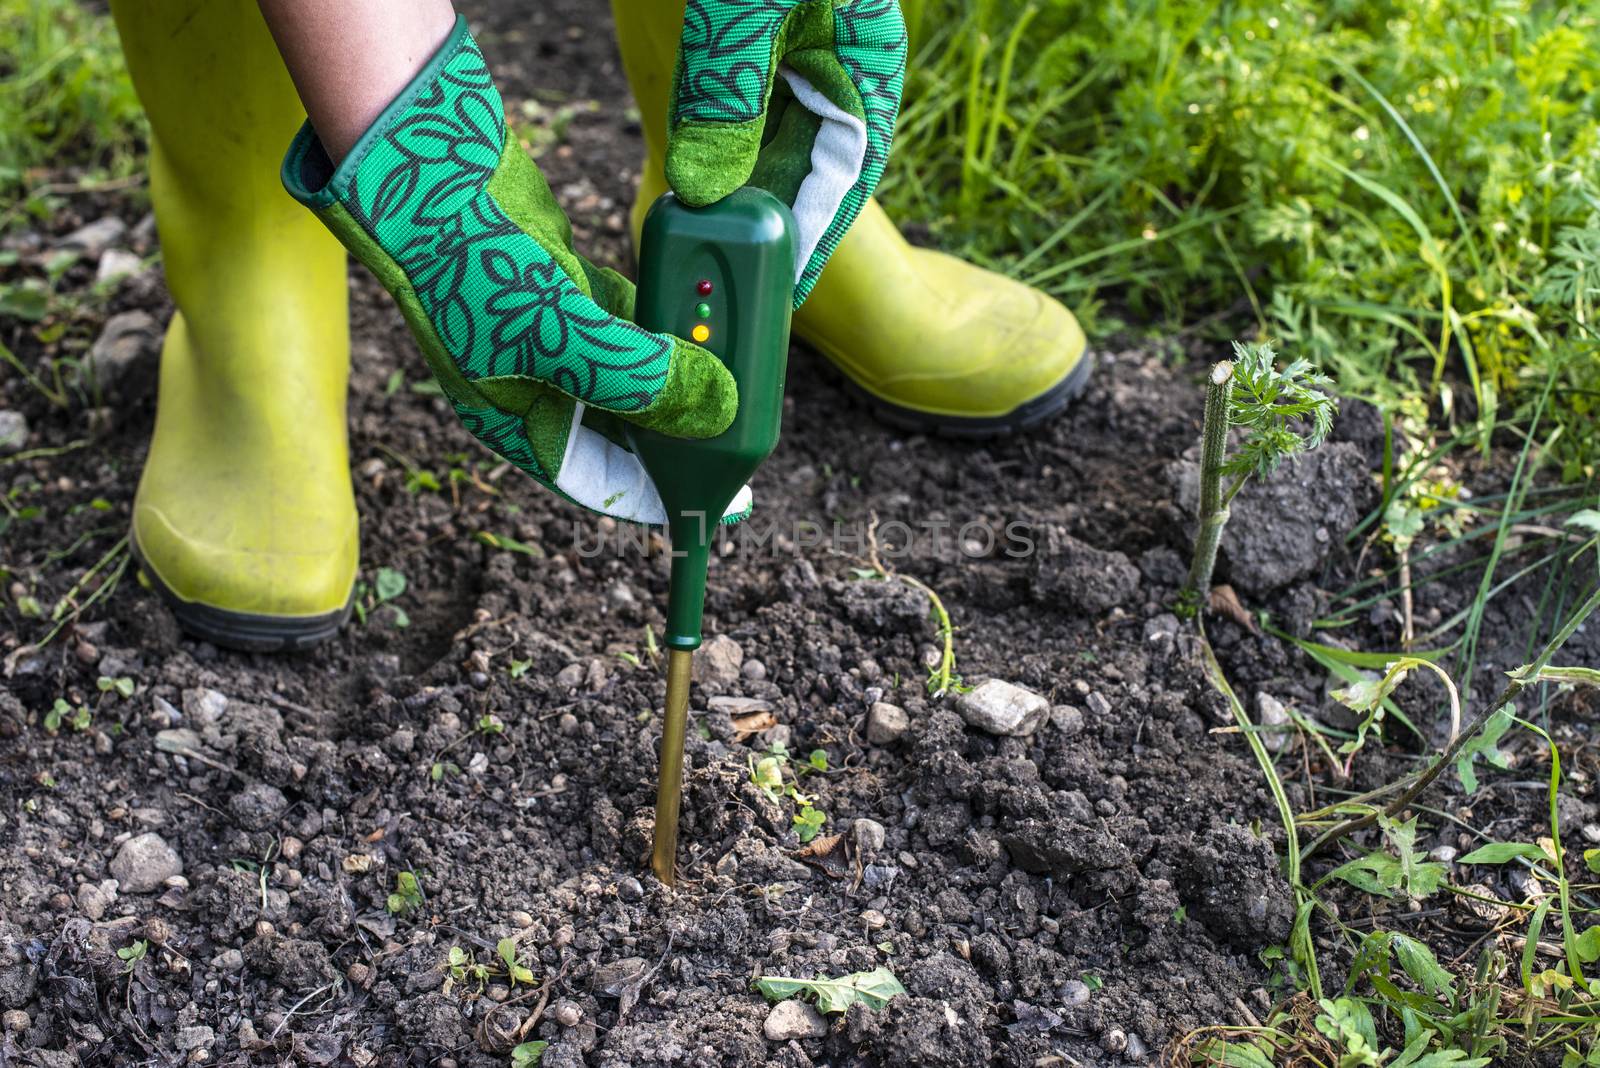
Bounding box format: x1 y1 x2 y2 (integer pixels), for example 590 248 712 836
1208 584 1259 634
730 709 777 740
793 833 851 879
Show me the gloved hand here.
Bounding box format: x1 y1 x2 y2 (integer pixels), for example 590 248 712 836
667 0 908 306
281 17 748 526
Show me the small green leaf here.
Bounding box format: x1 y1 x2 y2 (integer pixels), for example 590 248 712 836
509 659 533 679
754 966 905 1013
807 749 828 772
793 806 826 842
373 567 407 604
510 1040 548 1067
1459 842 1550 865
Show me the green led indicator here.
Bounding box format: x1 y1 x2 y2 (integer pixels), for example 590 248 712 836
695 302 711 318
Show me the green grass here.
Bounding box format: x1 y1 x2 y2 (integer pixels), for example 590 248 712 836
0 0 145 211
887 0 1600 476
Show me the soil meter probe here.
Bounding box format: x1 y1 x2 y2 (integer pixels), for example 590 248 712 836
626 188 797 887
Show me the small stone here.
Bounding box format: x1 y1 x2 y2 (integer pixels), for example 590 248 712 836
280 836 303 862
1059 979 1091 1006
212 949 244 972
347 962 372 987
742 659 767 682
706 695 773 716
1256 693 1291 753
616 876 644 903
144 917 173 946
1126 1033 1149 1062
1101 1027 1128 1054
1581 824 1600 845
550 1000 582 1028
182 688 228 726
1 1009 27 1033
1429 845 1457 865
0 410 27 455
175 1025 215 1052
558 712 579 736
1085 692 1112 718
1050 705 1084 737
510 911 535 929
75 880 117 921
555 663 585 689
865 702 909 746
58 216 128 258
852 818 886 859
692 634 744 689
955 679 1050 737
110 833 183 893
85 310 161 390
763 999 828 1041
96 248 143 287
860 909 887 930
228 783 288 831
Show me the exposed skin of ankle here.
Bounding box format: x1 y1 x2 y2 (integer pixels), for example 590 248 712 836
256 0 457 164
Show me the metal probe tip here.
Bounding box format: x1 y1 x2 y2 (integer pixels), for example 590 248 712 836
650 648 695 886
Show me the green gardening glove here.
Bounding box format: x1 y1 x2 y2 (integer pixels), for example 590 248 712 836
281 17 750 525
668 0 908 306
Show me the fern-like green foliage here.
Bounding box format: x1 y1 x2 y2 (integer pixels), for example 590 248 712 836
1222 341 1338 482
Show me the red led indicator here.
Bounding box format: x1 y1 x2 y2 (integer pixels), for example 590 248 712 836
696 279 713 296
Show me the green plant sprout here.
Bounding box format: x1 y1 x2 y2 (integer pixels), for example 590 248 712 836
44 697 90 733
386 870 424 915
749 743 829 843
352 565 409 627
1181 341 1337 613
116 939 148 976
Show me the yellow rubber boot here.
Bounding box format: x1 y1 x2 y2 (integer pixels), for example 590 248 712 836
611 0 1090 435
111 0 357 650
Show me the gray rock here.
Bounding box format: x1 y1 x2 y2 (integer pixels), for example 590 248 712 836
1059 979 1091 1006
1085 692 1112 718
182 687 228 726
1126 1032 1149 1062
75 880 117 921
692 634 743 689
95 248 142 287
1050 705 1084 737
865 701 909 745
84 310 160 391
175 1025 215 1052
1429 845 1458 865
229 783 288 830
957 679 1049 736
110 833 183 893
0 411 27 454
1256 693 1291 753
57 216 127 258
555 663 585 689
212 949 244 972
741 658 767 681
851 818 886 859
615 876 644 903
763 999 828 1041
706 695 772 716
1170 443 1375 596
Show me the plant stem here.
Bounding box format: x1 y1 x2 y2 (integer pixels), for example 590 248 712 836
1183 361 1236 604
1301 581 1600 862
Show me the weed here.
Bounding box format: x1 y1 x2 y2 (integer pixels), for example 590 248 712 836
1181 341 1338 610
749 742 829 843
510 1042 548 1067
115 939 147 976
352 566 409 628
43 697 89 733
386 871 424 916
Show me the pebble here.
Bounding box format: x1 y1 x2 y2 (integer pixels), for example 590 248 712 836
616 876 644 903
692 634 744 688
1050 705 1084 737
1 1010 27 1033
1126 1033 1149 1062
558 712 579 736
706 696 773 716
58 216 127 258
1429 845 1457 864
865 702 909 745
510 911 535 928
955 679 1050 736
85 310 161 390
1101 1027 1128 1054
1256 693 1291 753
1059 979 1091 1006
75 880 117 921
1582 824 1600 845
0 410 27 454
96 248 142 287
555 663 585 689
550 1000 582 1027
1085 692 1113 718
851 818 886 859
211 949 243 972
741 659 767 682
110 833 183 893
347 962 372 987
182 688 228 726
175 1025 215 1052
860 909 887 930
763 999 828 1041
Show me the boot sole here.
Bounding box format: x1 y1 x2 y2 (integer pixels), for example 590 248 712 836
830 350 1094 439
131 536 352 654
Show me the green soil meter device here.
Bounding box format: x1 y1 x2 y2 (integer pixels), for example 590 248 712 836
627 188 797 886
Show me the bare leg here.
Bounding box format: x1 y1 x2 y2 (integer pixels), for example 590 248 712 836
257 0 456 162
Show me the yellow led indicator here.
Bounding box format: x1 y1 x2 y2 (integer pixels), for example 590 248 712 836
691 324 711 343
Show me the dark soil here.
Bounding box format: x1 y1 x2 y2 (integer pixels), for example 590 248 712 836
2 2 1597 1066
